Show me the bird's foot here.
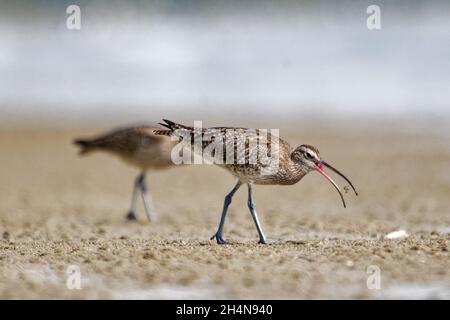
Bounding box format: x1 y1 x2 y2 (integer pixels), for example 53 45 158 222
210 233 228 245
258 238 269 245
126 211 137 221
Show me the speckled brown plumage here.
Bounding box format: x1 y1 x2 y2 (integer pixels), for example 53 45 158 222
155 120 310 185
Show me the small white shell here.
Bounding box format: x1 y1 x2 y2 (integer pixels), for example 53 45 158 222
385 230 409 240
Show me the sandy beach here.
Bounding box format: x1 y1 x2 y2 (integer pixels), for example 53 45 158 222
0 124 448 299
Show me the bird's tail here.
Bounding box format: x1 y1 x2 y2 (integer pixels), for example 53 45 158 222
73 138 96 155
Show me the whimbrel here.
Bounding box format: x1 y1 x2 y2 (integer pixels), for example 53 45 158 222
155 119 358 244
73 125 177 222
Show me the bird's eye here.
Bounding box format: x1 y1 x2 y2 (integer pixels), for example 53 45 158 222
304 152 313 160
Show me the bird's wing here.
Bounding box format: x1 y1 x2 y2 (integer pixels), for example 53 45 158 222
154 119 287 166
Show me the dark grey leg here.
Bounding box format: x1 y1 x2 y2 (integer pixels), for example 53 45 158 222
210 180 242 244
139 174 157 222
126 173 142 221
247 183 267 244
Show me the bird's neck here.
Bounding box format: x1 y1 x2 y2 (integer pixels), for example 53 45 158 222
277 159 309 185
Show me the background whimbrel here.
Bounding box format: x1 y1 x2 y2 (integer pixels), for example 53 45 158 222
73 125 177 222
155 119 358 244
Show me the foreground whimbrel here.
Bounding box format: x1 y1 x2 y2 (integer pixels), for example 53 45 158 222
73 125 177 222
155 119 358 244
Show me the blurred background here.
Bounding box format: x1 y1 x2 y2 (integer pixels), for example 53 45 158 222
0 0 449 128
0 0 449 299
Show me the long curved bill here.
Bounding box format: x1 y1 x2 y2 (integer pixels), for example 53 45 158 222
315 163 347 208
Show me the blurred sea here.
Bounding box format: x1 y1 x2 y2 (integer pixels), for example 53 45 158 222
0 0 449 127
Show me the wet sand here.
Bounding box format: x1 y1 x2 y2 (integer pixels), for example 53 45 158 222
0 125 448 299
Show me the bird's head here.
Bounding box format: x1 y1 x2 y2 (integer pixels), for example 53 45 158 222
291 144 358 208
